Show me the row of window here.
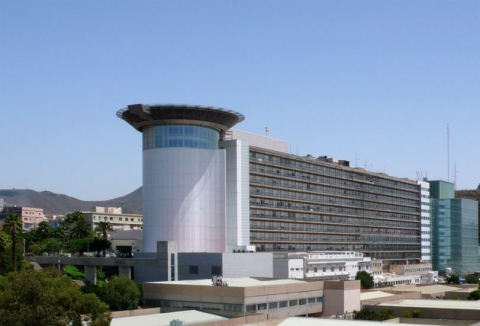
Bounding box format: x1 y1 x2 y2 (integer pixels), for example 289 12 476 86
92 215 143 222
250 151 418 191
246 296 323 312
251 217 419 233
249 156 419 194
250 232 419 244
250 169 419 203
251 186 419 213
161 296 323 313
143 125 219 150
250 198 420 221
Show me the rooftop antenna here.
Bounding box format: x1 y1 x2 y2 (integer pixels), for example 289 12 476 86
453 163 458 190
355 154 360 168
265 127 269 137
447 124 450 182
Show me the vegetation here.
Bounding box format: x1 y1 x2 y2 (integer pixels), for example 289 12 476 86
355 270 374 289
445 274 461 284
2 214 22 271
101 276 141 311
468 289 480 300
0 268 111 326
465 274 479 284
354 308 396 321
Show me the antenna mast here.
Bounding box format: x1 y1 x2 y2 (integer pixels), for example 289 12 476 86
447 124 450 182
454 163 458 190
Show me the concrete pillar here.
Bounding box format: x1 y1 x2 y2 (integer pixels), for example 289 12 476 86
85 265 97 285
119 266 132 279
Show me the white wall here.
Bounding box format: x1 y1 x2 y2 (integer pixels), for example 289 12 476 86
143 147 226 253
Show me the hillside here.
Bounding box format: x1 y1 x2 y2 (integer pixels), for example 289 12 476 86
0 188 143 215
456 188 480 202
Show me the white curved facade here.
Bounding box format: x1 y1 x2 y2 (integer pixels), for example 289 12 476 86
143 147 226 253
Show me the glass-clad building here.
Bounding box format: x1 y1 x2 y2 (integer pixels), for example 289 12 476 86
430 180 479 275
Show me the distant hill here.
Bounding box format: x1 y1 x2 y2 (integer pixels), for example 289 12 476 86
456 188 480 202
0 188 143 215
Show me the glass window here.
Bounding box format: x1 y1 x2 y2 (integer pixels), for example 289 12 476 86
289 300 297 307
279 301 288 308
269 302 278 309
143 125 219 150
246 305 256 312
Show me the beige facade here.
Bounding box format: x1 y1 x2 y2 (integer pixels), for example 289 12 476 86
143 277 360 319
82 207 143 232
1 206 44 230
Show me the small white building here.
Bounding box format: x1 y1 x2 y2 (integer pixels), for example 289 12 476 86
273 251 372 281
83 207 143 232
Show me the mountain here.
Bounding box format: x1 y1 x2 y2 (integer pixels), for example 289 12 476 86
0 188 143 215
456 188 480 202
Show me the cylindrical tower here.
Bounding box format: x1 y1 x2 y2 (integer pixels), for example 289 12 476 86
117 104 245 253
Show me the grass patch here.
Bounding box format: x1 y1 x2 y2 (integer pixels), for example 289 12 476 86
64 265 85 280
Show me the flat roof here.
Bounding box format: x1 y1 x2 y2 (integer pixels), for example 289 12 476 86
111 310 227 326
378 298 480 310
148 277 307 288
393 284 461 295
117 104 245 132
277 317 432 326
360 291 394 301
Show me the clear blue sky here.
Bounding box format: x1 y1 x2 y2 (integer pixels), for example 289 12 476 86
1 1 479 200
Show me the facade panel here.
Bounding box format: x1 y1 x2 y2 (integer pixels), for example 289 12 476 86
143 147 226 253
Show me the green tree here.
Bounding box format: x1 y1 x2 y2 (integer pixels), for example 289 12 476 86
378 308 397 321
412 310 421 318
94 222 114 256
101 276 140 311
467 289 480 300
0 230 8 271
355 270 374 289
2 214 23 271
95 221 114 240
402 310 412 317
35 221 54 241
354 308 378 320
465 274 479 284
42 238 63 254
69 217 92 240
0 268 110 326
445 274 461 284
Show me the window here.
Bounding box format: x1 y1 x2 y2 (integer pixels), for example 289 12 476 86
189 266 198 274
257 303 267 311
323 267 326 272
269 302 278 309
299 299 307 305
289 300 298 307
279 301 288 308
246 305 256 312
331 267 334 272
308 297 316 304
316 297 323 303
211 266 221 275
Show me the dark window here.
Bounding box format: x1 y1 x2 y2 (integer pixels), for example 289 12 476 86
211 266 222 275
189 265 199 274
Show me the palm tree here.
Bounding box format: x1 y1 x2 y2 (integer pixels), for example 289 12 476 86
3 214 23 271
94 221 114 240
68 217 92 240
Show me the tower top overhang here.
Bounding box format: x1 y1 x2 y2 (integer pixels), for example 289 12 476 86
117 104 245 133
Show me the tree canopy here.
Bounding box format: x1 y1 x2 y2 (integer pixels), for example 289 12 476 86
355 270 374 289
445 274 461 284
2 214 23 271
0 268 111 326
101 276 141 311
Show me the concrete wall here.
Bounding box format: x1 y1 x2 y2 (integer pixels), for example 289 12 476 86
222 252 273 278
323 280 361 316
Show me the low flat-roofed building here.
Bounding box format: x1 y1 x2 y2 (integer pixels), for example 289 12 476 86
388 284 477 299
143 277 360 319
368 298 480 321
111 310 229 326
273 251 371 281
